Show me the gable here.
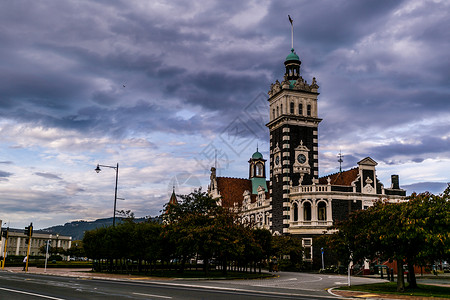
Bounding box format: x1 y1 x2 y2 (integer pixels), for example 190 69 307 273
357 157 378 166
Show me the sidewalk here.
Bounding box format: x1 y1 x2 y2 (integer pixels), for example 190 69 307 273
2 266 175 281
330 289 449 300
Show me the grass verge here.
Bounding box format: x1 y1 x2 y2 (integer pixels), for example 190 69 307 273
337 282 450 298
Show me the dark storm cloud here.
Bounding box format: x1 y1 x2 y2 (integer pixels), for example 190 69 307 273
35 172 62 180
366 136 450 163
0 171 13 178
0 0 449 166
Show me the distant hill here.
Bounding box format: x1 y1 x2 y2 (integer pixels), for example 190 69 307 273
402 182 449 195
40 217 151 240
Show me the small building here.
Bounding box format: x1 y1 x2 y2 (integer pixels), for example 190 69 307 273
0 227 72 260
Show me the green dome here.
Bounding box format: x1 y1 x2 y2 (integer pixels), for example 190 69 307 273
252 151 263 159
285 48 299 62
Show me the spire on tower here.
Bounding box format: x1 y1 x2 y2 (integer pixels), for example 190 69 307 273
337 150 344 173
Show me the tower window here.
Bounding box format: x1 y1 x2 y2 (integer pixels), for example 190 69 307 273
290 102 294 114
255 163 263 177
277 106 279 117
273 109 275 119
307 104 311 116
280 104 283 115
293 203 298 221
303 202 311 221
299 103 303 115
318 201 327 221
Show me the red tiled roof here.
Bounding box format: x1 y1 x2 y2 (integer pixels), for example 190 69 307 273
216 177 251 207
216 177 270 208
319 168 359 186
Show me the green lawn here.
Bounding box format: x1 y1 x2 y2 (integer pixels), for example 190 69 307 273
338 282 450 298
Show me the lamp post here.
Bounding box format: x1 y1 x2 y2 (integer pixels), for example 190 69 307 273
95 163 119 227
44 234 52 272
56 233 59 257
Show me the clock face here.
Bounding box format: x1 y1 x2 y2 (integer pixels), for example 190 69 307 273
275 156 280 165
297 154 306 164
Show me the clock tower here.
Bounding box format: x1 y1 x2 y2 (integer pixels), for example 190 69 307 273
267 48 321 234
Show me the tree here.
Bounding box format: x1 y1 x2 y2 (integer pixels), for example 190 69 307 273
271 235 304 271
66 240 85 258
329 185 450 292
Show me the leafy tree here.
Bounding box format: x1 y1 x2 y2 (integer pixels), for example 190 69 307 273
271 235 304 271
328 185 450 292
66 240 85 258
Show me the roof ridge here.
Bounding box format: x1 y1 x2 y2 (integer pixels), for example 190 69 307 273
217 176 248 180
320 167 358 179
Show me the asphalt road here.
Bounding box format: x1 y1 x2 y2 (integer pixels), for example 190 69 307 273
0 269 392 300
0 271 348 300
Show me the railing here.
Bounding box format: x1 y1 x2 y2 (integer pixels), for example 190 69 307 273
290 220 333 227
291 184 330 193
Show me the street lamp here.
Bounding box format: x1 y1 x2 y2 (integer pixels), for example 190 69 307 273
95 163 119 226
44 234 52 272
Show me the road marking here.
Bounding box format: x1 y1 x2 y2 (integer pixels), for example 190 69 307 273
120 281 334 298
133 292 172 299
0 286 65 300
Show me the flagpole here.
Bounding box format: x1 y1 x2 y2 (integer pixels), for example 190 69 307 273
288 15 294 49
291 22 293 49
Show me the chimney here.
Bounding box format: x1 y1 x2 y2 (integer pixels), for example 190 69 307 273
391 175 399 189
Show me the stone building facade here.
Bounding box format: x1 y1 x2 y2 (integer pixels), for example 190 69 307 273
0 227 72 260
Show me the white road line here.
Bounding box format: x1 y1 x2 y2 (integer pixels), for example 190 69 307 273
133 292 172 299
0 286 66 300
327 287 343 298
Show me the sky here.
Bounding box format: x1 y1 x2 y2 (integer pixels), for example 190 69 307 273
0 0 449 229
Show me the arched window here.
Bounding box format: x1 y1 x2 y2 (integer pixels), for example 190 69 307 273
307 104 311 116
299 103 303 115
290 102 294 114
255 163 263 177
293 203 298 221
318 202 327 221
303 202 311 221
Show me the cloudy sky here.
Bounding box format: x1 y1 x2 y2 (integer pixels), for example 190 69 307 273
1 0 449 229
